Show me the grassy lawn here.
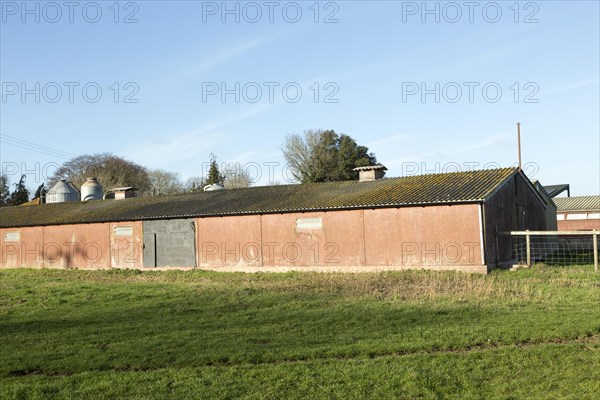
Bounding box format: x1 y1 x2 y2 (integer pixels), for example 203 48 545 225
0 266 598 399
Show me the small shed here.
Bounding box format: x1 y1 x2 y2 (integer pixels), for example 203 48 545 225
104 187 138 200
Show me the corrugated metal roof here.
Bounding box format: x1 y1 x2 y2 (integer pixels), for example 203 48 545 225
542 184 570 198
0 168 518 228
554 196 600 212
47 180 79 195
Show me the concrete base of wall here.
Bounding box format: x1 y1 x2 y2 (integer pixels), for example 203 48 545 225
0 264 490 274
190 264 490 274
58 265 491 274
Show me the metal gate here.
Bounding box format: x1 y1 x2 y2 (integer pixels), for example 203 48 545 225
143 219 197 267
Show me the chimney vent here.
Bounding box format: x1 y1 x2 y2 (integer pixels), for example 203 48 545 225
353 165 387 182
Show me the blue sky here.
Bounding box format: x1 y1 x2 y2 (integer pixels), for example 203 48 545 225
1 0 599 195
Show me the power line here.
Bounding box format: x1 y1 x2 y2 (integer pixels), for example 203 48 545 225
0 139 72 161
0 133 75 157
0 133 75 160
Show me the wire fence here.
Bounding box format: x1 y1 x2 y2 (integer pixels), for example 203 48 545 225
501 231 598 272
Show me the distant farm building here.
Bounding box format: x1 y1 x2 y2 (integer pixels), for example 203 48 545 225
554 196 600 231
0 167 553 274
530 180 558 231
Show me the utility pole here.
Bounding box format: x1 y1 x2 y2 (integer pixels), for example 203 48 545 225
517 122 522 171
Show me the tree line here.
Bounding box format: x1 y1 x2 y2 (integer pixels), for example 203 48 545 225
0 129 378 206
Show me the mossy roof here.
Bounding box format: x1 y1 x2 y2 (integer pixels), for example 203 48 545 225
0 168 518 228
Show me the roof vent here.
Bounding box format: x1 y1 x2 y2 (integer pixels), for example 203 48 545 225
353 165 387 182
203 183 225 191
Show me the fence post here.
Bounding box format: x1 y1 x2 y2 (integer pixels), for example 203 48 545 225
525 230 531 267
495 230 500 265
593 231 598 273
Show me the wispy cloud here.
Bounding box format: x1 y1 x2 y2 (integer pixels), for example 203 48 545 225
126 101 273 170
437 131 513 157
383 130 514 170
542 78 600 97
177 38 275 80
149 32 286 95
446 40 531 74
0 111 67 133
367 133 415 148
230 150 263 163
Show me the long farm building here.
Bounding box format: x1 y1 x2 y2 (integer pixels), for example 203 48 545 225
0 168 554 274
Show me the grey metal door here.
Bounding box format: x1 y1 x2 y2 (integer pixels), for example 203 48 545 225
143 219 197 267
143 233 157 267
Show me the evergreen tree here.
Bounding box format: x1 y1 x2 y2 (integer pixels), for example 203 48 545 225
0 173 10 207
206 153 224 185
10 175 30 206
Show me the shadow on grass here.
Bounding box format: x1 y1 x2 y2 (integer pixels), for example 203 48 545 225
0 293 504 376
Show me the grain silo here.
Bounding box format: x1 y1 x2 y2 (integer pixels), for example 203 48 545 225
46 180 79 203
81 178 103 201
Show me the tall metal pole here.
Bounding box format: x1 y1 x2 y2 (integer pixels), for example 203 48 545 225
517 122 522 171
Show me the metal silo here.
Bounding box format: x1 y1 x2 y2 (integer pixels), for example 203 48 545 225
81 177 103 201
46 180 79 203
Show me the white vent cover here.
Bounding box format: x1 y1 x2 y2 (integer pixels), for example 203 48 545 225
114 226 133 236
296 217 322 230
4 232 20 242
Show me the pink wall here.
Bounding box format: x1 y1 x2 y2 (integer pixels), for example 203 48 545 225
1 205 484 272
558 219 600 231
197 215 262 267
194 204 484 271
363 205 483 266
0 221 143 269
110 221 144 269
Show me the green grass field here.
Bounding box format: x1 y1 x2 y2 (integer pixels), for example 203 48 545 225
1 266 598 399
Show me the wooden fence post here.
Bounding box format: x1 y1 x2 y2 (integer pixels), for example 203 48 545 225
526 230 531 267
593 231 598 273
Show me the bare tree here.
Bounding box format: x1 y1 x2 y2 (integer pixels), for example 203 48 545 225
184 176 206 192
147 169 183 196
48 153 151 194
282 129 377 183
282 129 322 183
222 163 252 189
